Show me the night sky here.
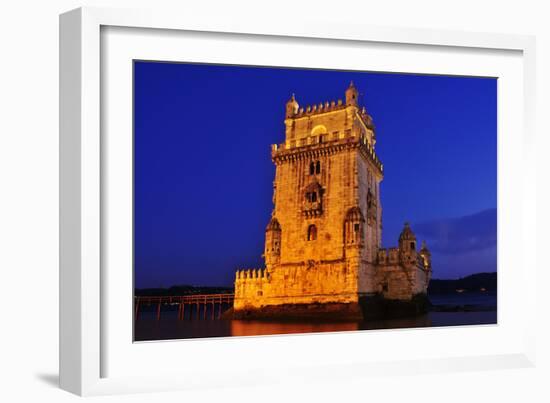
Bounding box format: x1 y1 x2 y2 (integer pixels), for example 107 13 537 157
134 61 497 288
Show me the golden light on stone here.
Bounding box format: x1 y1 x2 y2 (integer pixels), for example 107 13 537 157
233 84 432 320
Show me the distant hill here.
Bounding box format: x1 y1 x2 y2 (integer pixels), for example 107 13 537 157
428 272 497 294
135 285 234 297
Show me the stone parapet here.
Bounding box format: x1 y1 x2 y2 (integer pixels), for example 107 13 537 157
377 247 400 265
292 99 346 118
235 268 268 281
272 134 383 172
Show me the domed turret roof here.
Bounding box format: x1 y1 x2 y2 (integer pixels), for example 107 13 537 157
266 217 281 231
345 81 358 106
285 93 299 118
399 222 416 241
345 206 365 222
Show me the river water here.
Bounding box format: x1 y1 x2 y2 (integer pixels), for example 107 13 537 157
134 292 496 341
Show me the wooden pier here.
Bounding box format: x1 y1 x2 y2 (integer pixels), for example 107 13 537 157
134 294 234 321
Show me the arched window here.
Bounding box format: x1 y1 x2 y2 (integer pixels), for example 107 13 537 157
311 125 328 137
309 162 315 175
315 161 321 174
307 224 317 241
306 191 318 203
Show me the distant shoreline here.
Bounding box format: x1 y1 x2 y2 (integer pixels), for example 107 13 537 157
135 272 497 297
428 272 496 294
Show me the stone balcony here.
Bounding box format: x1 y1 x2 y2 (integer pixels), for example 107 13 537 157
303 201 323 217
271 131 383 172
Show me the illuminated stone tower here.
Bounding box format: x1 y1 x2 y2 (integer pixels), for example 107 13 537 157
234 83 432 319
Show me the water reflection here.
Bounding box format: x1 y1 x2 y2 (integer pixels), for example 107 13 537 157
359 314 432 330
134 310 498 341
134 293 496 341
230 315 434 336
230 320 359 337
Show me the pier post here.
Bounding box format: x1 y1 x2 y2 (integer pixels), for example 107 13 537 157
133 294 233 322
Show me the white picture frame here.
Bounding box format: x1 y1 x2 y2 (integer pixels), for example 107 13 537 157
59 6 537 396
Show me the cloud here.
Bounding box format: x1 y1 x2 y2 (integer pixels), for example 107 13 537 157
414 208 496 255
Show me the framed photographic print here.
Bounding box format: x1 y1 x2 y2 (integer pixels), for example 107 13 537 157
60 6 537 396
132 64 496 341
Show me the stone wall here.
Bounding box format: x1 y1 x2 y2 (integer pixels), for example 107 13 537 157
375 248 431 300
356 153 383 263
272 149 359 264
234 261 358 310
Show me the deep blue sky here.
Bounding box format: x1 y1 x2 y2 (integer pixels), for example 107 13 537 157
134 61 497 288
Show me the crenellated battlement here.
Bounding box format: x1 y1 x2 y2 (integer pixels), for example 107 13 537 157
288 98 374 127
377 247 401 265
235 268 269 281
291 99 345 118
377 247 430 271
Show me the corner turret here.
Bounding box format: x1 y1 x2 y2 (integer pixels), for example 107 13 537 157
398 222 417 263
345 81 359 106
344 207 365 248
419 240 432 269
264 217 281 267
285 93 299 118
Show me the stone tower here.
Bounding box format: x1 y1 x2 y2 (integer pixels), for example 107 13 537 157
234 83 432 319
